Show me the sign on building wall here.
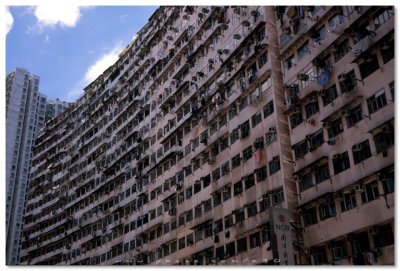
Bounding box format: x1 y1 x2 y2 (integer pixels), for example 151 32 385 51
269 207 295 265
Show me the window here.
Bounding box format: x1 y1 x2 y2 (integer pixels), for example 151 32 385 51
263 101 274 118
223 186 231 201
224 214 234 228
373 8 394 29
239 97 248 111
255 166 267 182
259 197 270 212
204 199 212 212
215 246 224 261
179 237 185 250
308 129 324 151
213 191 222 207
373 223 394 248
230 129 239 144
339 190 357 212
203 175 211 188
226 242 235 257
251 112 262 127
333 152 350 174
247 202 258 217
303 207 318 227
214 219 223 233
331 240 347 260
283 54 295 72
359 54 379 79
212 168 221 182
339 70 357 93
271 188 284 205
269 156 280 175
315 163 330 184
231 154 241 169
186 233 193 246
240 120 250 138
249 232 261 249
290 113 303 129
258 51 268 68
305 102 319 118
346 104 363 128
381 40 394 64
221 161 229 176
242 146 253 161
322 84 338 106
361 181 380 204
237 237 247 253
235 208 245 222
334 39 350 62
299 173 313 192
318 200 336 220
195 229 203 242
327 117 343 138
367 89 387 114
352 140 372 164
261 77 272 91
266 129 277 145
297 41 310 60
234 180 243 196
186 187 192 199
382 172 394 194
293 140 308 159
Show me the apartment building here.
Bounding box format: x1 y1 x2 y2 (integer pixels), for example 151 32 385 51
19 6 394 266
45 99 72 122
277 6 394 265
6 68 47 265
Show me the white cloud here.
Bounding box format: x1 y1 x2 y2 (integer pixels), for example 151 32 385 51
44 35 50 43
83 42 124 85
64 42 124 102
34 5 82 28
6 7 14 35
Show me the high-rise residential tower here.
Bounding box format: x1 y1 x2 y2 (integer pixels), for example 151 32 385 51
6 68 47 264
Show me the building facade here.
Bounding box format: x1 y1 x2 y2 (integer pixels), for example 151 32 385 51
277 6 394 265
45 99 72 122
6 68 47 265
19 6 394 266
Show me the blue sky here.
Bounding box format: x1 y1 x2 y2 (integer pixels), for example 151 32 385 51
6 5 158 102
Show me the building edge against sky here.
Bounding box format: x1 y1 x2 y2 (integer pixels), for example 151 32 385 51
17 6 394 265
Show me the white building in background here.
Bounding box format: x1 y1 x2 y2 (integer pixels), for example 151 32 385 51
6 68 47 265
45 99 72 122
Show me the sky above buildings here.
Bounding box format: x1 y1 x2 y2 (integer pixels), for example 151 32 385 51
6 5 158 102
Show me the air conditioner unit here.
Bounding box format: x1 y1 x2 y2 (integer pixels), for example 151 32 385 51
352 143 363 152
233 34 242 40
354 184 364 192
